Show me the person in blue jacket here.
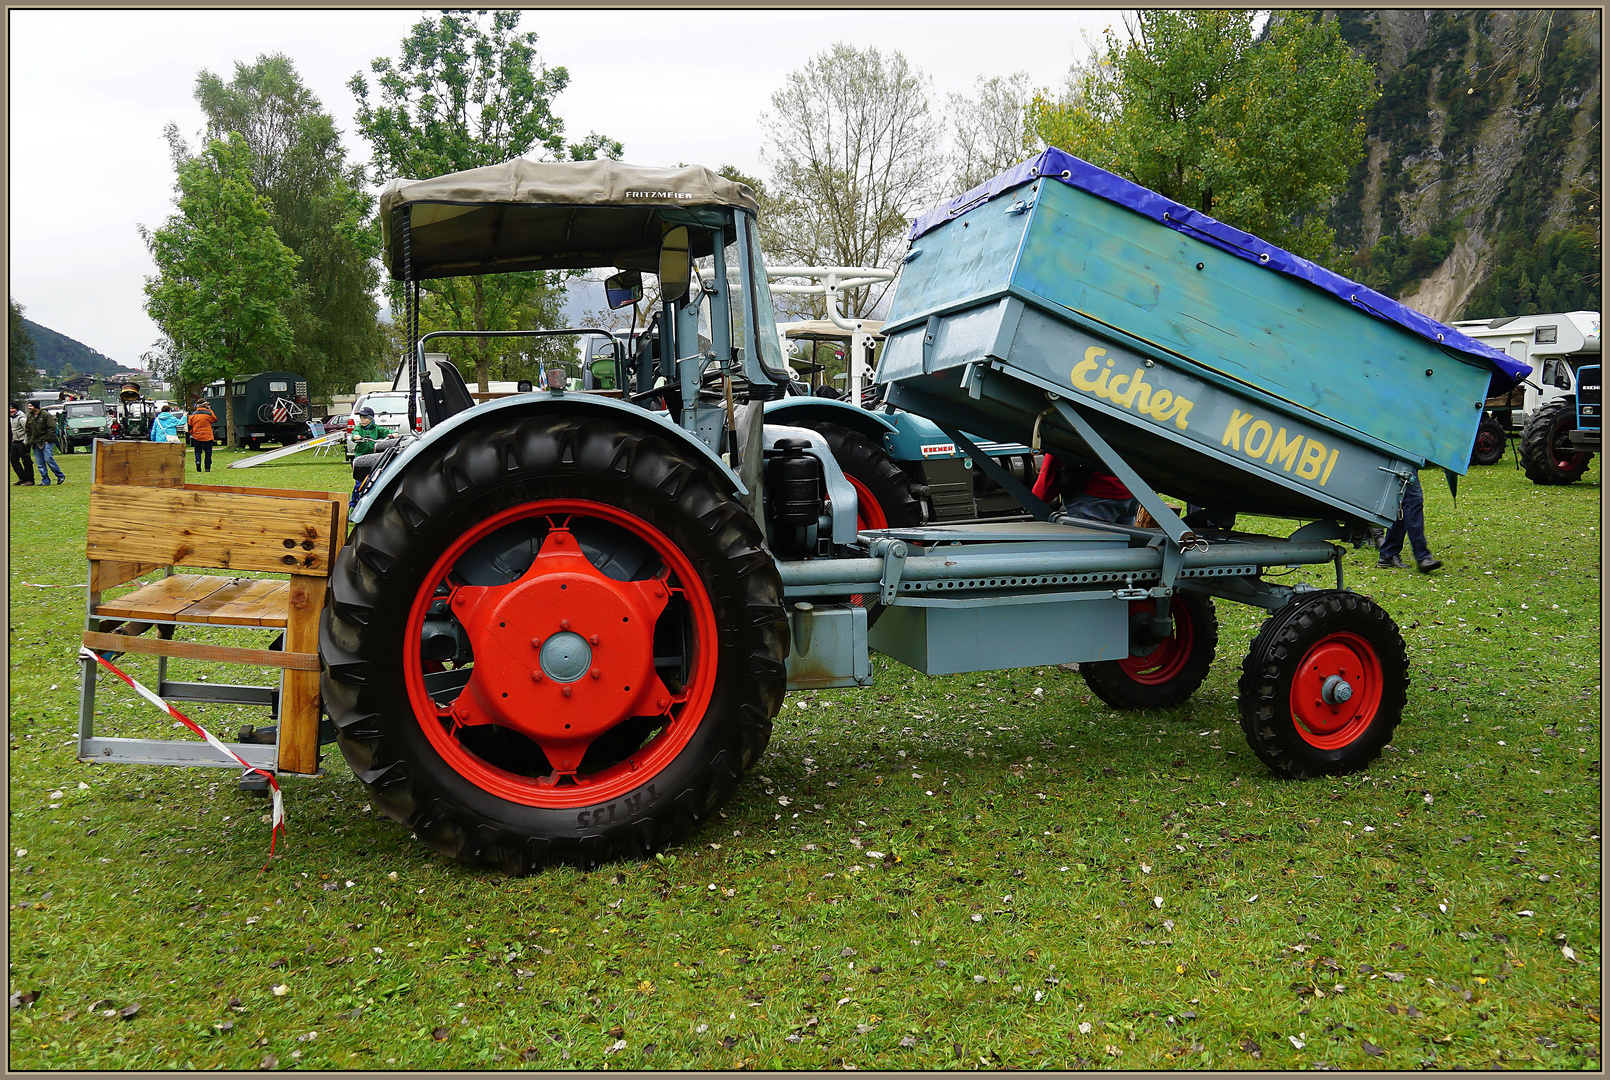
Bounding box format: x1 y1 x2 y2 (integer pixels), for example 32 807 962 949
150 405 182 444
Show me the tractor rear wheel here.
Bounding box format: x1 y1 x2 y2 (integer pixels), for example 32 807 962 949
1236 590 1407 779
1469 414 1506 466
1080 591 1217 709
1520 399 1591 485
320 414 788 873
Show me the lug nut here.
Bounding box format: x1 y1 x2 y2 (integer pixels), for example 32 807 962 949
657 697 668 710
531 671 543 682
562 686 572 698
589 634 599 645
561 619 570 630
590 669 601 679
531 637 541 649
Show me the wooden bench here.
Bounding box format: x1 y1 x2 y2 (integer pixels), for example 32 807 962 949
77 441 347 775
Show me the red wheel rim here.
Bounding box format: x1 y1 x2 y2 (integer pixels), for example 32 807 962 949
1475 429 1500 457
1289 631 1384 749
847 475 888 531
1118 599 1195 684
402 499 719 808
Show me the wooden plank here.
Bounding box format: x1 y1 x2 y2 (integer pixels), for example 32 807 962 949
93 574 236 621
277 573 323 775
82 631 318 672
179 578 289 627
88 559 163 593
86 485 338 575
185 483 347 503
92 441 185 487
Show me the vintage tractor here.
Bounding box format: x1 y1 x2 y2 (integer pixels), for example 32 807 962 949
321 154 1526 873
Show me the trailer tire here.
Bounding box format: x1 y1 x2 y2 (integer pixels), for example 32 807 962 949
1236 590 1407 779
321 414 789 873
1520 399 1591 485
1080 591 1217 709
805 421 922 532
1469 414 1507 466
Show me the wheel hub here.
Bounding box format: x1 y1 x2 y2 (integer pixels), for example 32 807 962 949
1294 641 1370 736
444 527 674 773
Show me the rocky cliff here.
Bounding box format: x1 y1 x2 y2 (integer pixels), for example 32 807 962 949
1324 9 1600 320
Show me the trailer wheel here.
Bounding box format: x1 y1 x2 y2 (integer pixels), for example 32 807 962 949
1469 414 1506 466
1236 591 1407 779
1079 591 1217 709
1520 399 1590 485
320 415 788 873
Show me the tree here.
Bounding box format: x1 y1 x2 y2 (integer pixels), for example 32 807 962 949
174 53 384 403
948 72 1036 192
760 43 947 318
142 134 300 446
9 298 37 399
350 10 622 391
1029 11 1377 263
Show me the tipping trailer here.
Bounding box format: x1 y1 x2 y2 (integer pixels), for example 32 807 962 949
310 153 1525 874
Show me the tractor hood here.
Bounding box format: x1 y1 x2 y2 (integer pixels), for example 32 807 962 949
379 158 759 280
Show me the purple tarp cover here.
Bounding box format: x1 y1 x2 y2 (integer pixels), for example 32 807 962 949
910 148 1530 393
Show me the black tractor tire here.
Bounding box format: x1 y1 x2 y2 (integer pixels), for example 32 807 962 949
1236 590 1408 779
320 413 789 873
1469 414 1507 466
1520 399 1591 485
796 420 922 620
805 421 923 531
1080 591 1218 709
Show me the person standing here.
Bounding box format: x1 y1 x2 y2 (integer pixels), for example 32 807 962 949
188 397 218 472
24 402 66 486
150 405 182 444
1377 471 1441 572
10 403 35 485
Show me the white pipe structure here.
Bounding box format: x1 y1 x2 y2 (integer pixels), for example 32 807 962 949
762 266 895 398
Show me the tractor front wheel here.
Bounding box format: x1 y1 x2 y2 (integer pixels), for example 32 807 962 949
1080 591 1217 709
320 415 789 873
1469 414 1507 466
1237 591 1407 778
1520 400 1591 485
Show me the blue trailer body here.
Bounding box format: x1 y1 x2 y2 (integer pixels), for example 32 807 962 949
879 150 1527 523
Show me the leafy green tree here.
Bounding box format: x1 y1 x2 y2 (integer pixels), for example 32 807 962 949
141 135 300 446
760 43 946 318
948 72 1036 191
350 10 621 391
1030 11 1377 263
9 298 37 399
172 53 384 403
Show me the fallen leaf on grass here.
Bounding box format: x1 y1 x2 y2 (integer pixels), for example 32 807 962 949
271 985 289 997
119 1003 141 1020
520 1048 540 1062
9 991 40 1010
258 1054 278 1070
1362 1041 1385 1057
900 1035 917 1048
721 1036 738 1050
432 1026 450 1040
1240 1038 1262 1057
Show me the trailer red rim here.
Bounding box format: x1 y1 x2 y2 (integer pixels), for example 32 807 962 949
1289 631 1384 749
402 499 719 808
1118 599 1196 684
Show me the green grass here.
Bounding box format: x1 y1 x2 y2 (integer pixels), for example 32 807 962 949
7 447 1601 1069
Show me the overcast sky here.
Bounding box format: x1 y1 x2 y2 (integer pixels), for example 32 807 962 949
8 8 1125 368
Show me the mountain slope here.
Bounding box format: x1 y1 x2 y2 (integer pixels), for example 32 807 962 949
20 317 129 377
1326 9 1600 321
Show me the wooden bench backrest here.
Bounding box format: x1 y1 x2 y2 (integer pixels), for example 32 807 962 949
86 441 347 588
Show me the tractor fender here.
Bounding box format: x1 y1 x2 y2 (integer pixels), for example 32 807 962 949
763 397 898 443
350 393 745 525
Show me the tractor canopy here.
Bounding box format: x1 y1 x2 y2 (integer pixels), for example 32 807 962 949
378 158 760 281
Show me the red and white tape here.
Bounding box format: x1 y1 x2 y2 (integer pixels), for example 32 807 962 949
78 646 285 858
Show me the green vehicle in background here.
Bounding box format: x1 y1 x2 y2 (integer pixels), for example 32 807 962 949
54 399 111 453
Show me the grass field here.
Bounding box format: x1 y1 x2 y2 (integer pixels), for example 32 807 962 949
6 444 1601 1069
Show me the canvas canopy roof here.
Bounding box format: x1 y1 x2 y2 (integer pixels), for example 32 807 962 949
379 158 759 281
780 319 885 340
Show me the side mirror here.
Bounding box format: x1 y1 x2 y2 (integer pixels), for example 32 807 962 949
659 225 692 304
604 269 643 310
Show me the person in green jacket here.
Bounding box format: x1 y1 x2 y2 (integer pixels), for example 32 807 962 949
351 406 393 457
